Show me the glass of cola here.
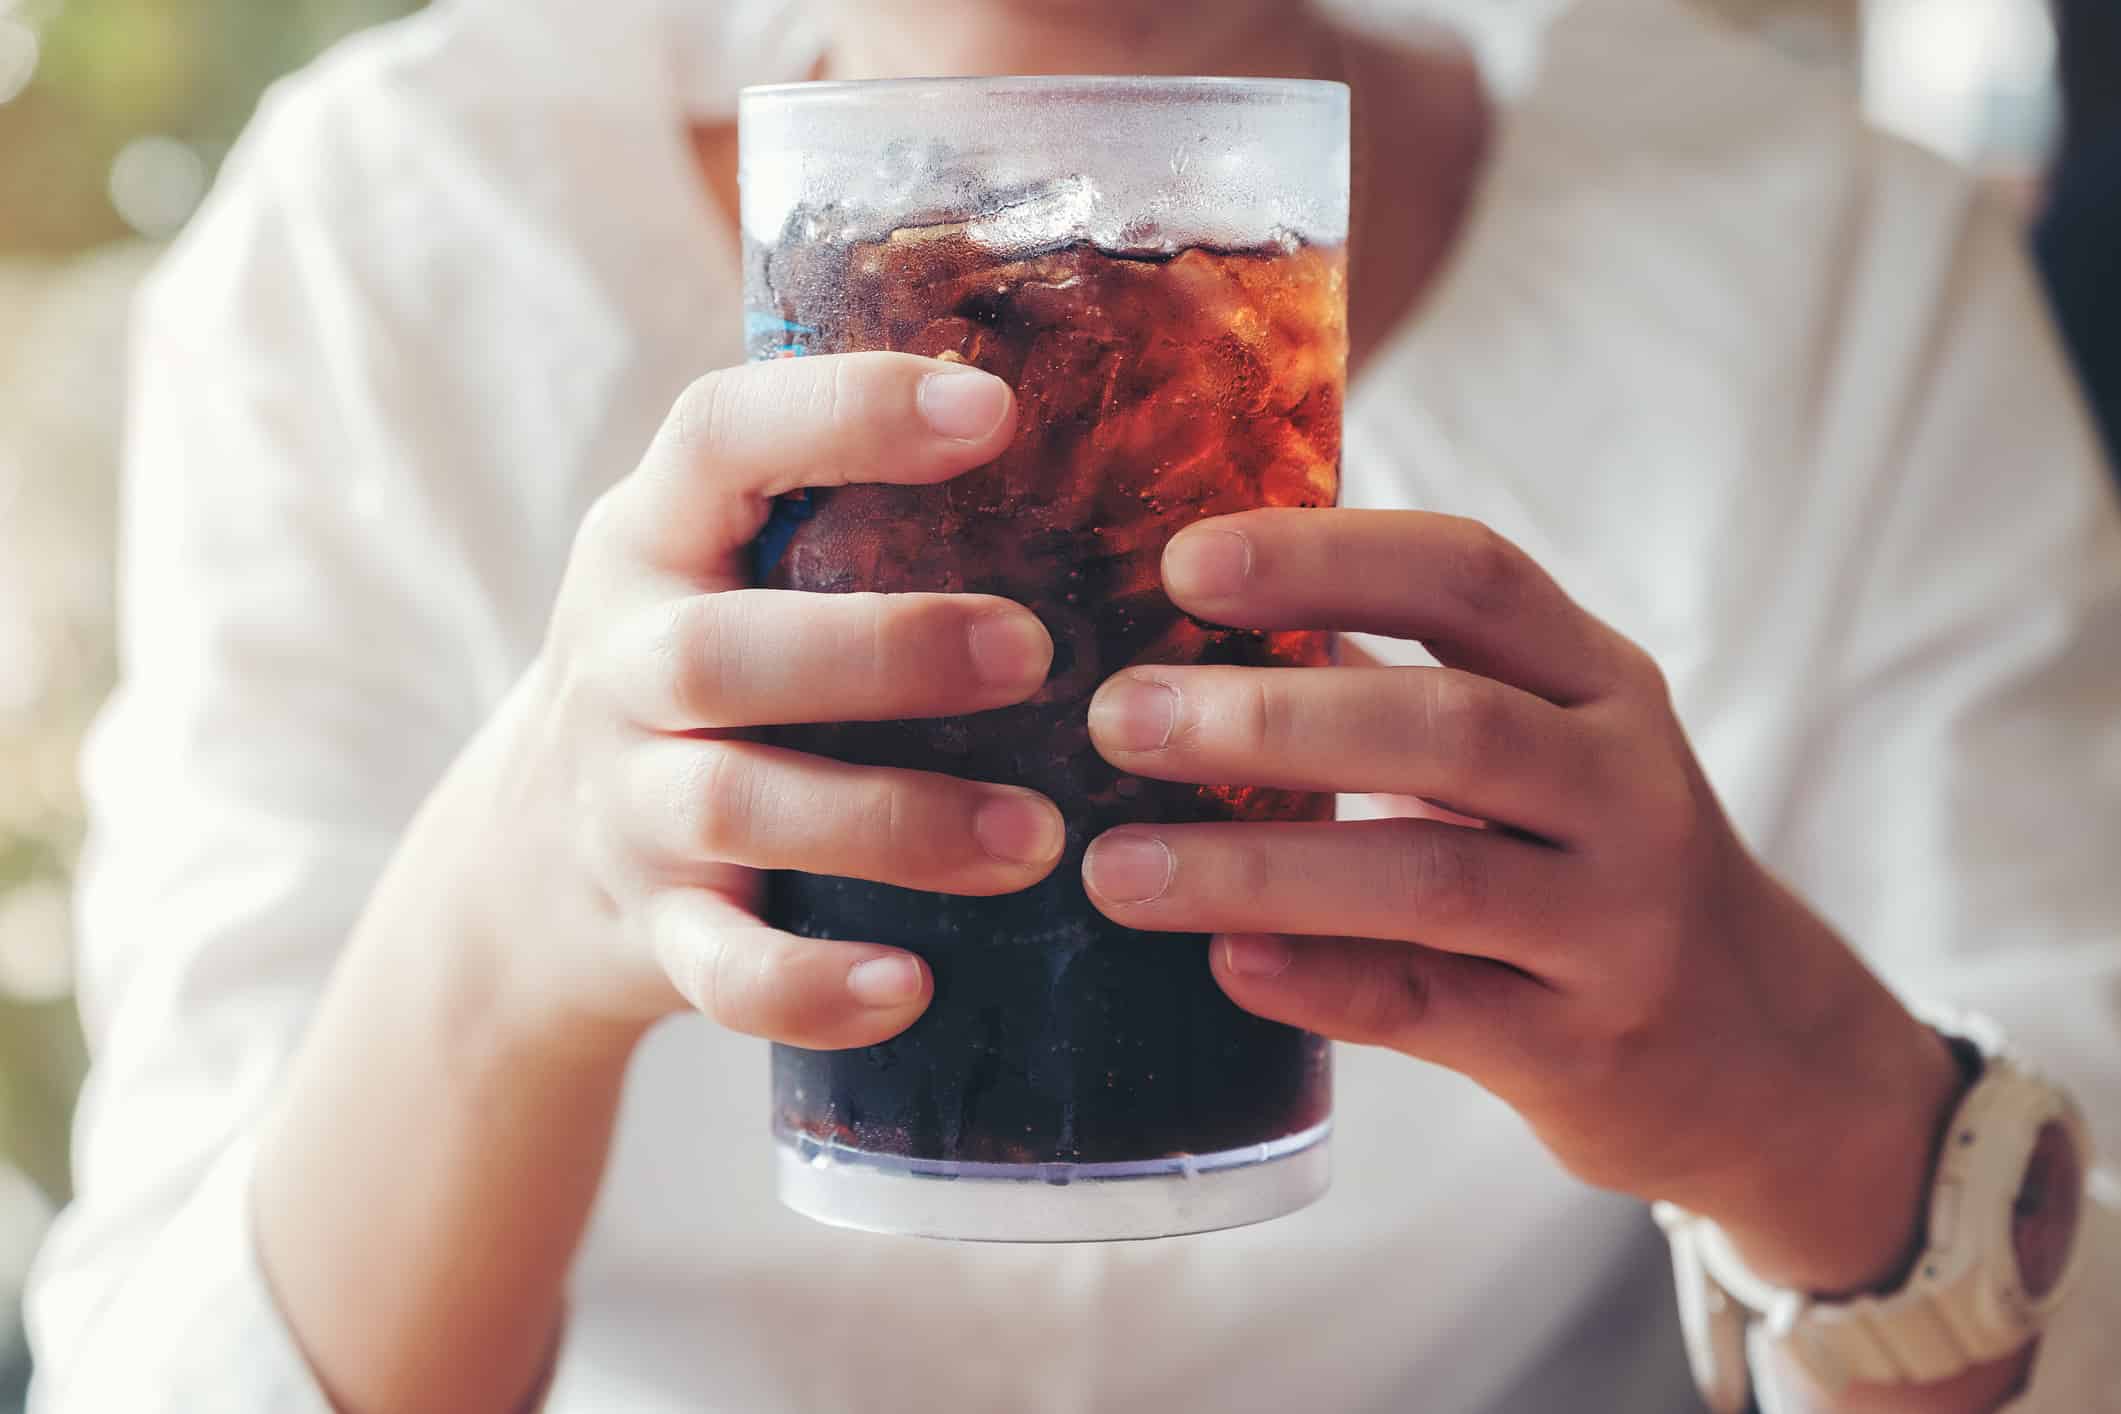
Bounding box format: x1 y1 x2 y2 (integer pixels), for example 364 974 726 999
739 77 1349 1241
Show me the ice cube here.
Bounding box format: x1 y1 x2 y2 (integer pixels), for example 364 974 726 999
1017 328 1117 425
905 317 1001 370
965 175 1099 255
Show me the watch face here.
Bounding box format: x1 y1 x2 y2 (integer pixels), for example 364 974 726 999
2012 1120 2085 1303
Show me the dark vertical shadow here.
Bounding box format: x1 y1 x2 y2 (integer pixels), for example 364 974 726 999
2035 0 2121 478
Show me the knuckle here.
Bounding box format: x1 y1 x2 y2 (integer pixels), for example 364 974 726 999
548 626 616 726
672 369 740 459
664 916 726 1021
706 926 756 1027
1631 936 1687 1019
575 805 635 910
1589 925 1687 1045
1564 714 1622 804
1336 951 1429 1044
573 484 629 560
1422 673 1521 783
1233 675 1292 758
663 596 733 728
820 354 863 433
1631 756 1710 860
1227 834 1280 912
688 743 755 861
1575 1007 1659 1096
848 775 926 870
1441 519 1527 621
1388 822 1487 928
856 593 899 685
1620 639 1670 698
738 932 808 1034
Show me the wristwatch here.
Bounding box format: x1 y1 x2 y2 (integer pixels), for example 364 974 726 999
1655 1011 2093 1411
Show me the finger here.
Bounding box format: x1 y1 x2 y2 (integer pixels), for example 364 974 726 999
1208 932 1553 1074
603 590 1052 731
1081 818 1583 978
645 889 930 1050
605 353 1018 573
614 738 1066 896
1087 664 1601 842
1162 509 1647 705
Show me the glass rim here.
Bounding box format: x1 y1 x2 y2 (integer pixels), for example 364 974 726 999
740 75 1349 106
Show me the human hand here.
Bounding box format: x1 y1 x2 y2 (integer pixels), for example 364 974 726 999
469 353 1064 1052
1081 509 1966 1295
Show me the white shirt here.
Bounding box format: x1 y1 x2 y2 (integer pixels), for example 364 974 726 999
25 0 2121 1410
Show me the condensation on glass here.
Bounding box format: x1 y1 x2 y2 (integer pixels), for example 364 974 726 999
739 76 1349 1241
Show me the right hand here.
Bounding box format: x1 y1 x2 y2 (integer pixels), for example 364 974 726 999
467 353 1063 1051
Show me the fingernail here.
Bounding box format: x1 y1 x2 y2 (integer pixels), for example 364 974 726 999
919 368 1012 441
847 954 926 1008
968 612 1052 689
1089 678 1179 753
974 792 1066 866
1164 529 1252 600
1084 833 1175 905
1222 934 1293 978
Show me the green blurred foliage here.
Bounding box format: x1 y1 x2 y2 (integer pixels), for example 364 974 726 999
0 1006 85 1205
0 0 424 253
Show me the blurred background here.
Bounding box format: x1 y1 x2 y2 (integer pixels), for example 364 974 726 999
0 2 421 1403
0 0 2100 1405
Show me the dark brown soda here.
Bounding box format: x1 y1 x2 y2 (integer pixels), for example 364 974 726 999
747 220 1344 1168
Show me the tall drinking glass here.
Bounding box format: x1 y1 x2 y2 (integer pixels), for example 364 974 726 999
740 77 1348 1241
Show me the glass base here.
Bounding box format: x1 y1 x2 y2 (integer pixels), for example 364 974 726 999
774 1119 1331 1242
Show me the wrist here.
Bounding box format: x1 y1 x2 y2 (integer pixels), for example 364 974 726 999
1662 1000 2089 1414
1703 1000 1970 1296
257 695 645 1414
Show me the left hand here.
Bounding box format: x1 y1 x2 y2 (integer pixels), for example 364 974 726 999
1082 509 1966 1296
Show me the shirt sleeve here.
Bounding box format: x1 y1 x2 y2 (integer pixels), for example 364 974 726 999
1759 196 2121 1407
22 73 491 1412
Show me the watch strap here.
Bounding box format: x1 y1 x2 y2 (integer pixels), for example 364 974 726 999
1659 1011 2093 1399
1697 1217 1991 1387
1658 1201 1752 1413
